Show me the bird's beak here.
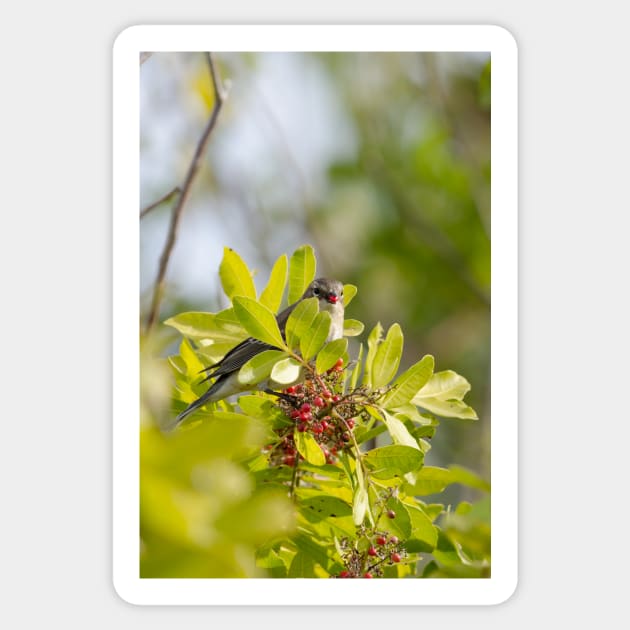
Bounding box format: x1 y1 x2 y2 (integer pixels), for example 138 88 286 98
327 294 338 304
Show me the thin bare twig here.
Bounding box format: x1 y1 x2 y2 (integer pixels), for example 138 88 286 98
139 186 182 219
144 52 228 334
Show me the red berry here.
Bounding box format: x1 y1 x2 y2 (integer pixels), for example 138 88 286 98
391 553 401 563
322 389 332 399
346 418 355 429
332 395 341 403
283 455 295 466
339 570 350 578
285 386 296 394
389 536 399 545
290 409 300 419
298 423 308 432
342 432 351 442
334 358 344 369
300 403 311 413
313 396 325 408
363 572 373 579
312 423 323 434
299 410 312 422
387 510 396 519
320 420 329 431
368 546 378 557
376 536 387 546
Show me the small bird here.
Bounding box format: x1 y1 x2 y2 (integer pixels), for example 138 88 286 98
168 278 345 429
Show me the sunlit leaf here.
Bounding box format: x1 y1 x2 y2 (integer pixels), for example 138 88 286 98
363 445 424 480
232 296 285 348
288 244 316 304
260 254 288 313
295 429 326 466
237 349 287 385
343 319 364 337
372 323 403 388
343 284 357 307
363 322 383 387
381 354 434 409
300 311 331 360
270 357 302 385
285 296 318 350
316 337 348 373
219 247 257 300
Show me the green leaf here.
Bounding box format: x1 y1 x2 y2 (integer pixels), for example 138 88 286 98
179 338 204 376
381 354 435 409
300 311 331 360
270 357 302 385
380 409 420 450
363 445 424 480
363 322 383 387
352 486 369 526
343 284 357 307
285 296 318 350
288 244 316 304
232 296 286 348
413 370 478 419
164 309 246 344
405 505 438 551
343 319 364 337
349 342 364 390
295 429 326 466
300 495 353 520
404 466 454 496
260 254 288 313
219 247 257 300
448 465 491 492
415 370 471 401
316 338 348 374
237 349 287 386
378 496 412 538
371 323 403 388
287 550 316 578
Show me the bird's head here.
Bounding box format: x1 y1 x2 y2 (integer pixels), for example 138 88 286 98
303 277 345 310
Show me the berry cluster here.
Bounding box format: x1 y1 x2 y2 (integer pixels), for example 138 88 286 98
334 529 406 578
267 359 361 467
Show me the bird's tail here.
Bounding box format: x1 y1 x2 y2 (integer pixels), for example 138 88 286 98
163 382 220 432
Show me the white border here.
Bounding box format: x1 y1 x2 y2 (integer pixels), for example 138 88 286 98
113 24 517 606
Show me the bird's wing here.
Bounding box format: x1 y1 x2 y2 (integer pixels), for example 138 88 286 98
198 302 297 383
200 337 277 383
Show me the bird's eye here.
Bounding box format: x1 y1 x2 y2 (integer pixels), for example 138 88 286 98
313 287 320 296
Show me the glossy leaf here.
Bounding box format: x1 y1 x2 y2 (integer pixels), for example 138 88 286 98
343 284 357 307
300 311 331 360
363 445 424 480
260 254 288 313
219 247 257 300
232 296 285 348
288 244 316 304
164 309 246 344
372 323 403 388
270 357 302 385
285 296 318 350
343 319 364 337
316 337 348 373
237 349 287 385
295 429 326 466
363 322 383 386
381 354 435 409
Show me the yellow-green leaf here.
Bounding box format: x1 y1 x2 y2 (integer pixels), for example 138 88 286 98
381 354 435 409
316 338 348 373
343 284 357 307
219 247 257 299
295 429 326 466
288 244 316 304
371 323 403 388
285 296 318 350
363 322 383 386
260 254 288 313
343 319 364 337
270 357 302 385
238 350 287 385
300 311 331 360
232 297 285 348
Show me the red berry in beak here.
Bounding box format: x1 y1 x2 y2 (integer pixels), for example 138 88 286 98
327 294 338 304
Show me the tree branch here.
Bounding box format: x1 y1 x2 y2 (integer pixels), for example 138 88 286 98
144 52 228 334
140 186 181 219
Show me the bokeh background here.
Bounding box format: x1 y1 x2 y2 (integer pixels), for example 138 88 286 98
140 51 491 495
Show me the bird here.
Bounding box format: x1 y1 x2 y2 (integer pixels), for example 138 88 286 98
168 277 345 430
